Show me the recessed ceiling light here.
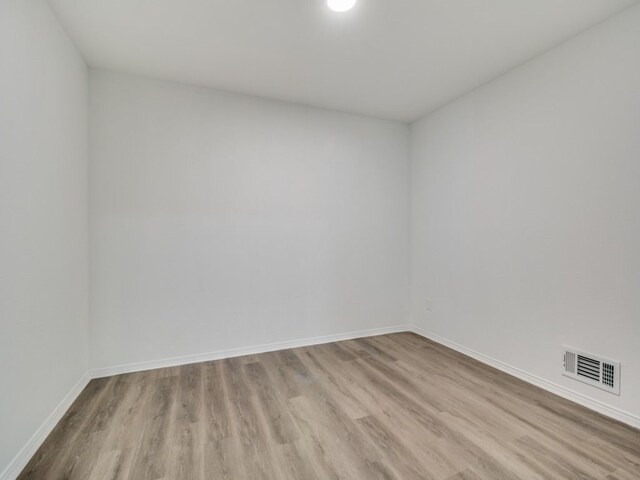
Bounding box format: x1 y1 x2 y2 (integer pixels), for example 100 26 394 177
327 0 357 13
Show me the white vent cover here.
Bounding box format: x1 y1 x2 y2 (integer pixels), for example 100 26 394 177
562 346 620 395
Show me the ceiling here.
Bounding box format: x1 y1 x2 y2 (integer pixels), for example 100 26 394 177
48 0 637 121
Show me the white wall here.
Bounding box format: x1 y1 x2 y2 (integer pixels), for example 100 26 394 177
3 5 637 475
0 0 89 475
90 71 409 370
410 4 640 420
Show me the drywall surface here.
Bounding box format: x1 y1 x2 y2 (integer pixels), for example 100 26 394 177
90 70 409 369
410 4 640 419
0 0 89 474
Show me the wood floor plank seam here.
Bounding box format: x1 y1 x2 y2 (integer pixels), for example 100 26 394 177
18 333 640 480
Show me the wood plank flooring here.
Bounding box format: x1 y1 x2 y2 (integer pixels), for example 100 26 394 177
18 333 640 479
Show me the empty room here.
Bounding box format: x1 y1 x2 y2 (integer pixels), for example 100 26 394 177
2 0 640 478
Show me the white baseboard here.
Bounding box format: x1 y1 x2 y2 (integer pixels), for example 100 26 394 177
90 324 413 378
5 323 636 480
0 372 92 480
1 325 411 479
410 326 640 430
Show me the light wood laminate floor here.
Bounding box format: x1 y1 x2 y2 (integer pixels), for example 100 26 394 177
19 332 640 479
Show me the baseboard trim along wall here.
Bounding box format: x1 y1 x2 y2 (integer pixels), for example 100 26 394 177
409 326 640 430
4 323 639 479
0 372 92 480
90 324 414 378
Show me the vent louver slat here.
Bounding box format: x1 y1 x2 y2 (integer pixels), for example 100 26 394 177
578 357 599 367
578 366 599 374
564 351 576 374
562 347 620 395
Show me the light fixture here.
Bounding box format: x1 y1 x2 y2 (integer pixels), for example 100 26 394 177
327 0 357 13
